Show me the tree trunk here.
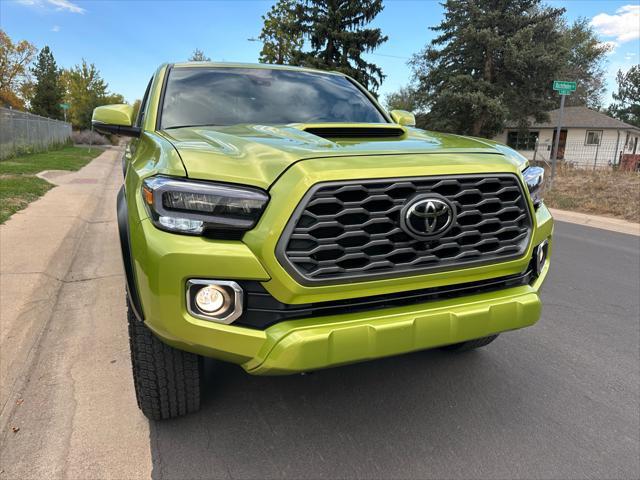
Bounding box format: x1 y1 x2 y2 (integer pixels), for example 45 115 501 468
472 116 484 137
472 51 494 137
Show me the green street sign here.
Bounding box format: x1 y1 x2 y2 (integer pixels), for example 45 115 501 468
59 103 70 109
553 80 576 92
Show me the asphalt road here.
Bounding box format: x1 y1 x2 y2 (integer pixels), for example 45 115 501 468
1 153 638 479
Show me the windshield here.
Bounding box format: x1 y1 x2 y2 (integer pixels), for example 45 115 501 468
160 67 387 129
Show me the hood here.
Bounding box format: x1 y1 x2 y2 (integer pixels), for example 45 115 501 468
161 123 525 190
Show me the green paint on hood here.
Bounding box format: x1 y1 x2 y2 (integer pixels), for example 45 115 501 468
161 124 526 189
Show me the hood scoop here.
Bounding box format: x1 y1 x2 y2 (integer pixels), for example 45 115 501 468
299 124 406 139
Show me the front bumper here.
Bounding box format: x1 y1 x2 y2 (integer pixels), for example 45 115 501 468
138 242 550 374
243 270 547 374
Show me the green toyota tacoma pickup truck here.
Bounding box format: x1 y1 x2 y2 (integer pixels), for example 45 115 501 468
92 62 552 420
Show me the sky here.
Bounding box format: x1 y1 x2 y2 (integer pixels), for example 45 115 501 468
1 0 639 105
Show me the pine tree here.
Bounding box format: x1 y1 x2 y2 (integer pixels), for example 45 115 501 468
258 0 304 64
608 66 640 128
30 46 64 119
296 0 388 94
410 0 565 137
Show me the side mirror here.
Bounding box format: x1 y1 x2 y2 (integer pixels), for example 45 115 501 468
390 110 416 127
92 104 140 137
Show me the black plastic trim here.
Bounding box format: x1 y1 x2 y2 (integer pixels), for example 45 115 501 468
235 269 534 330
117 187 144 321
302 126 405 138
93 122 141 137
121 154 127 178
155 64 173 131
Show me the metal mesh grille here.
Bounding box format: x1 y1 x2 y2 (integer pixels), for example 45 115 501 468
277 175 533 284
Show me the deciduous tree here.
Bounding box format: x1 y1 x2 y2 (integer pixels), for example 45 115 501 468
258 0 304 65
0 30 37 110
30 46 64 119
384 85 419 113
131 98 142 122
559 18 611 109
61 60 124 129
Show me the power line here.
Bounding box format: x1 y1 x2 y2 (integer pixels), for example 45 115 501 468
369 53 410 60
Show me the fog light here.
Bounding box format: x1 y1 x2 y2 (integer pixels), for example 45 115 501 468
186 280 243 324
195 285 228 314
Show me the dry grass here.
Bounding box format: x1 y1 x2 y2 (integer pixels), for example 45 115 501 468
544 165 640 222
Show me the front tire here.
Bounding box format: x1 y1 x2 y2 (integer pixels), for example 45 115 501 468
127 297 202 420
441 334 499 352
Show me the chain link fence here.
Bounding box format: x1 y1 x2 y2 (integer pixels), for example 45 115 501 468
515 139 634 170
0 107 72 160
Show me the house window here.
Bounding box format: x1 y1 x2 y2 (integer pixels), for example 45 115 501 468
506 131 539 150
585 130 602 146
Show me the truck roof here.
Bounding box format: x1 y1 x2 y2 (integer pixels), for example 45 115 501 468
170 61 344 77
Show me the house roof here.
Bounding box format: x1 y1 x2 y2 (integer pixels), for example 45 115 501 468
505 106 639 131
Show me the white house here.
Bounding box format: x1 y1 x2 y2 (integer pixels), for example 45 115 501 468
492 106 640 169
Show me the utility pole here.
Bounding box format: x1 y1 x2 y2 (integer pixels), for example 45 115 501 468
59 103 70 123
550 94 565 185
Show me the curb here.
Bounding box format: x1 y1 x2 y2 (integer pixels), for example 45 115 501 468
549 208 640 236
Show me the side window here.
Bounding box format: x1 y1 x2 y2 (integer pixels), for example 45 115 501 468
585 130 602 146
507 130 539 151
136 77 153 128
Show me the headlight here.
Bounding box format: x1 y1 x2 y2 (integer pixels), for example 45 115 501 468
523 166 545 208
141 176 269 237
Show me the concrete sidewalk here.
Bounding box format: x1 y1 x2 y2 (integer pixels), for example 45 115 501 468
548 208 640 236
1 145 153 479
0 147 122 426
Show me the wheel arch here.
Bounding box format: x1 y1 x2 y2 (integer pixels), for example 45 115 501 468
117 186 145 321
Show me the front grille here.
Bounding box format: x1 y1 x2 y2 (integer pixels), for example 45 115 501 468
276 174 533 285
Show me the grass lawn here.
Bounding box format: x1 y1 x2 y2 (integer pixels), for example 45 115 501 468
0 146 103 223
545 167 640 222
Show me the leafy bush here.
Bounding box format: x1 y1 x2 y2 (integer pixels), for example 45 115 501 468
71 129 111 145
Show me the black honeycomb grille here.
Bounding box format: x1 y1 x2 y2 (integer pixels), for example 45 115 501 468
276 174 533 285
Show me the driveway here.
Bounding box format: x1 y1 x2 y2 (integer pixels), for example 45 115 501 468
1 149 638 479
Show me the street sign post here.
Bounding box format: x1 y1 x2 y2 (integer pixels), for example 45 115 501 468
59 103 70 122
550 81 576 185
553 80 576 92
